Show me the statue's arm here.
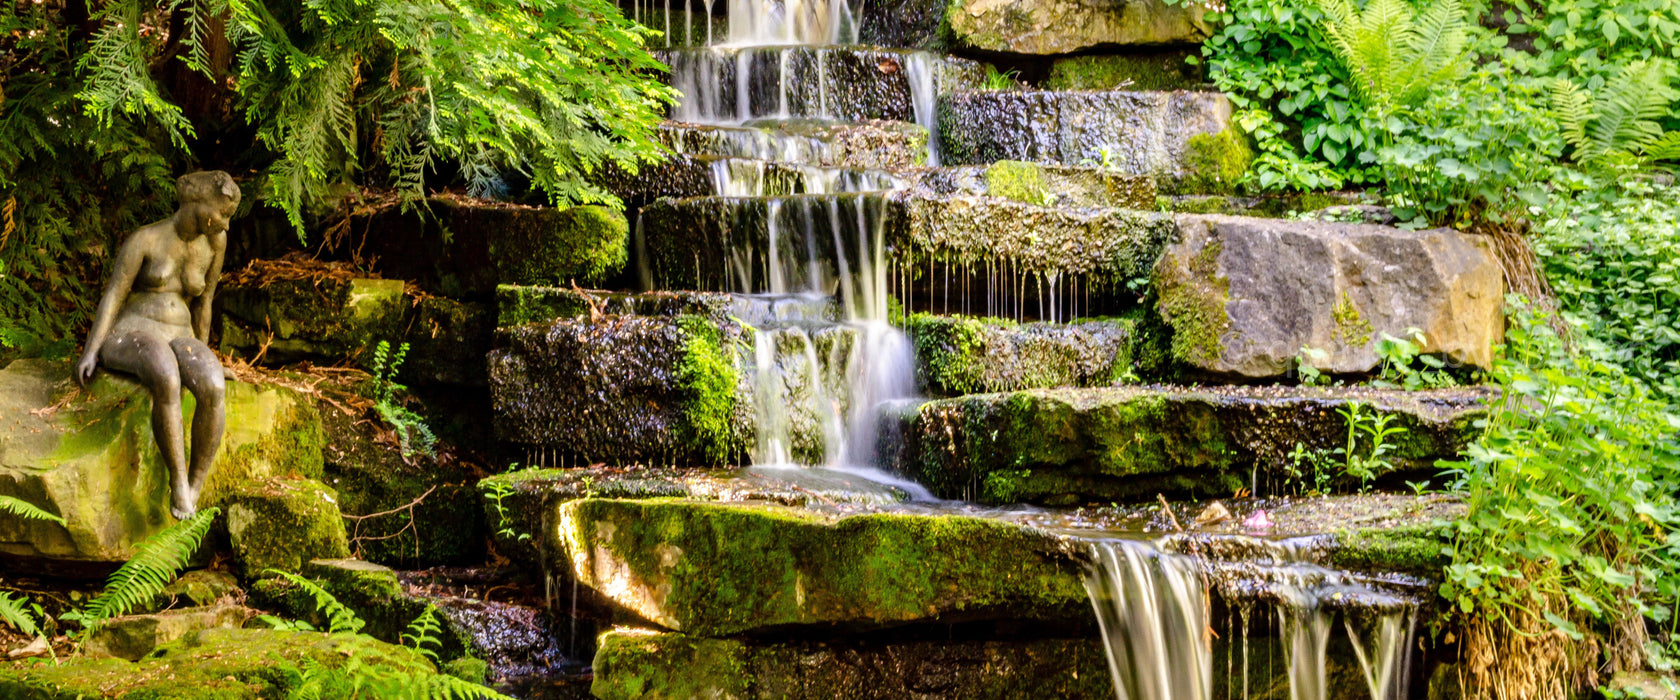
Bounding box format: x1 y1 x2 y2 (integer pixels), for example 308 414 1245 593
194 232 226 344
77 238 145 386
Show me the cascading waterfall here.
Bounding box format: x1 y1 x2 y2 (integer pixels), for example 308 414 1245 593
1085 538 1416 700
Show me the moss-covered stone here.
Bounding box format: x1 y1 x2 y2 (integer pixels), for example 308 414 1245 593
1045 52 1205 91
494 285 735 328
225 478 351 576
83 604 253 660
557 499 1089 636
975 160 1158 209
1157 191 1376 217
592 628 1114 700
905 313 1135 396
219 276 407 365
1328 526 1448 577
983 160 1059 206
1153 235 1230 367
0 627 441 700
151 570 243 611
883 385 1489 504
245 558 470 658
488 315 753 465
398 296 495 387
948 0 1211 54
346 196 629 297
0 360 323 567
320 409 482 567
939 89 1233 177
1174 128 1254 195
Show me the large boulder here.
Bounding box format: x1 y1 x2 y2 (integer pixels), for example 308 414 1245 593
1151 214 1505 379
556 499 1089 636
882 385 1488 504
592 629 1113 700
225 477 352 576
938 90 1240 186
948 0 1212 54
0 360 323 570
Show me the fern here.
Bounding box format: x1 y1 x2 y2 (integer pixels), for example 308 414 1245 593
0 495 66 526
0 592 39 637
80 507 219 628
401 604 445 660
1645 131 1680 161
1549 78 1595 150
1319 0 1469 117
268 570 366 635
1556 59 1680 164
365 341 435 458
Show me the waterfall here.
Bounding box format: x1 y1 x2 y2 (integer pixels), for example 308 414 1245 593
726 0 856 46
1084 538 1416 700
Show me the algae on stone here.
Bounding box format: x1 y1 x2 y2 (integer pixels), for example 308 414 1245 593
1045 52 1204 91
1175 128 1254 195
905 313 1135 395
947 0 1212 54
225 478 351 576
557 498 1089 636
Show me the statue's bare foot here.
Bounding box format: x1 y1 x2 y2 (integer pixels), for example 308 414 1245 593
170 493 197 521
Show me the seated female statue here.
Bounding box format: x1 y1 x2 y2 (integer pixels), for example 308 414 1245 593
76 171 240 520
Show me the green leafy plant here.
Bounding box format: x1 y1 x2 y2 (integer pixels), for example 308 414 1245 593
981 64 1020 90
1337 401 1407 490
1440 300 1680 698
366 341 437 459
402 604 447 660
267 570 367 635
0 495 65 526
0 592 42 638
1294 345 1332 386
1285 441 1338 495
1551 59 1680 168
1318 0 1471 122
482 473 532 545
1373 329 1458 390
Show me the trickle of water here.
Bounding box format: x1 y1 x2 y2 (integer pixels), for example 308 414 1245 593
726 0 855 46
1086 539 1213 700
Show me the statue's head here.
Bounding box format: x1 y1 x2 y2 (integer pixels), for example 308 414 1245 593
176 171 241 237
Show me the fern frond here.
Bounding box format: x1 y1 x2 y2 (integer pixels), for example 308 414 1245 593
0 592 39 637
402 604 445 660
424 673 519 700
1644 131 1680 161
1585 59 1678 160
268 570 366 635
82 507 219 627
1549 78 1594 151
0 495 66 525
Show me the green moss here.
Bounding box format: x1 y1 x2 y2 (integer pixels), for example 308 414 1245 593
224 478 351 576
559 499 1087 637
906 313 991 395
248 559 467 658
1045 52 1203 91
443 657 490 685
495 283 594 327
1329 526 1447 577
674 315 739 465
983 160 1056 206
218 277 406 363
489 205 629 288
1332 292 1374 348
592 631 752 700
1180 129 1254 195
0 628 436 700
1155 239 1231 366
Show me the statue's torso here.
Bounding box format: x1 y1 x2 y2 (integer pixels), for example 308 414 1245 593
113 226 215 339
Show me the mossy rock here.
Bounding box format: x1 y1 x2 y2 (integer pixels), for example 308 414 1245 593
495 285 735 328
948 0 1211 54
0 360 323 569
219 277 407 365
1045 52 1205 91
592 628 1113 700
979 160 1158 209
1170 128 1254 195
556 499 1090 636
225 478 351 576
0 627 446 699
320 409 483 567
246 558 469 659
906 313 1135 396
347 196 629 297
884 385 1489 505
83 604 253 661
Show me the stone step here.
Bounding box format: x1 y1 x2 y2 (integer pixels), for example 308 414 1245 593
904 313 1137 396
657 45 985 125
880 385 1489 505
948 0 1211 55
602 153 898 207
657 120 930 168
938 89 1246 192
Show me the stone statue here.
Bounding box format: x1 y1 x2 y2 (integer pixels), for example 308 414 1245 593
76 171 239 520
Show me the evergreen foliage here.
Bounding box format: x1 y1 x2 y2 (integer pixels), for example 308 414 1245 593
0 592 40 638
0 495 66 526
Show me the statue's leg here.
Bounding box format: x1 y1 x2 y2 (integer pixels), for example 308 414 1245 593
171 337 226 510
99 332 191 519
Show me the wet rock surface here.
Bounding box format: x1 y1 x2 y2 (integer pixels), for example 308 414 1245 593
592 628 1114 700
948 0 1212 54
0 359 324 570
659 47 985 124
1153 214 1505 379
905 313 1135 395
939 89 1235 181
882 385 1489 504
658 120 931 169
556 498 1091 636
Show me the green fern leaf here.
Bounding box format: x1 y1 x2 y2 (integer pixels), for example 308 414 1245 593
402 604 445 660
1585 59 1678 160
424 673 519 700
0 495 66 526
1549 78 1594 151
0 592 39 637
1644 131 1680 161
82 507 219 627
268 570 366 635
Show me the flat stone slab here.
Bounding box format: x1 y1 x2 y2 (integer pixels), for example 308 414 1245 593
0 360 323 566
556 498 1091 636
1153 214 1504 379
84 605 254 661
592 629 1113 700
905 314 1135 396
938 90 1235 182
658 120 931 169
899 160 1157 209
948 0 1211 54
602 153 897 206
880 385 1489 504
